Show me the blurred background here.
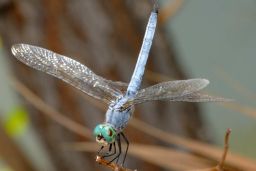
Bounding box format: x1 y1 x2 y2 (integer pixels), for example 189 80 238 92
0 0 255 171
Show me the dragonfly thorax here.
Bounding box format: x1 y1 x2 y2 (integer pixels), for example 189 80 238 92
111 96 129 110
105 96 134 132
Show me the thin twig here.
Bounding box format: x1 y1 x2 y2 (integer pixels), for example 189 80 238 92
215 67 256 101
217 128 231 170
10 77 91 139
64 142 212 170
96 156 136 171
222 102 256 119
190 129 232 171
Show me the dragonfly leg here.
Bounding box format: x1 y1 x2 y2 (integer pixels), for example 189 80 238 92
109 143 113 152
107 134 121 164
120 132 129 166
102 143 116 158
102 144 112 157
97 146 104 155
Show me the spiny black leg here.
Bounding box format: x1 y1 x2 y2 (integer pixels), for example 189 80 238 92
110 142 116 157
97 146 104 155
103 143 116 158
108 134 121 164
111 142 117 157
120 132 129 165
116 134 122 163
109 144 112 152
102 144 112 157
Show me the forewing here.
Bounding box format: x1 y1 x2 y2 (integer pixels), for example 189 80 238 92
136 78 209 101
11 44 125 104
123 79 210 106
106 80 128 94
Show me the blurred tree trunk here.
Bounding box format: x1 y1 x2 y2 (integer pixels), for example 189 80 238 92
0 0 209 170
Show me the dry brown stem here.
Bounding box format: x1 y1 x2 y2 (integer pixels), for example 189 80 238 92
192 129 231 171
218 128 231 169
65 142 213 170
215 68 256 101
222 102 256 119
9 77 91 139
95 156 136 171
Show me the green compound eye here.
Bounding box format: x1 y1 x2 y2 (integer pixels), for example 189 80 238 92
93 124 117 145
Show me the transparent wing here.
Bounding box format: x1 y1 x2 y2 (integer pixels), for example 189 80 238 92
167 92 232 102
122 79 231 107
122 79 209 107
107 81 128 94
135 78 209 101
11 44 126 104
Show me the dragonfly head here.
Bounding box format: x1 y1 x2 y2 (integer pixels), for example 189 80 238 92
93 124 117 146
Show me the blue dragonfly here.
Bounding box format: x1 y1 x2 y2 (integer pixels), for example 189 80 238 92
11 3 228 165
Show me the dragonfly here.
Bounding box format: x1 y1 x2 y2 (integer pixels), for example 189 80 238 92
11 2 228 165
